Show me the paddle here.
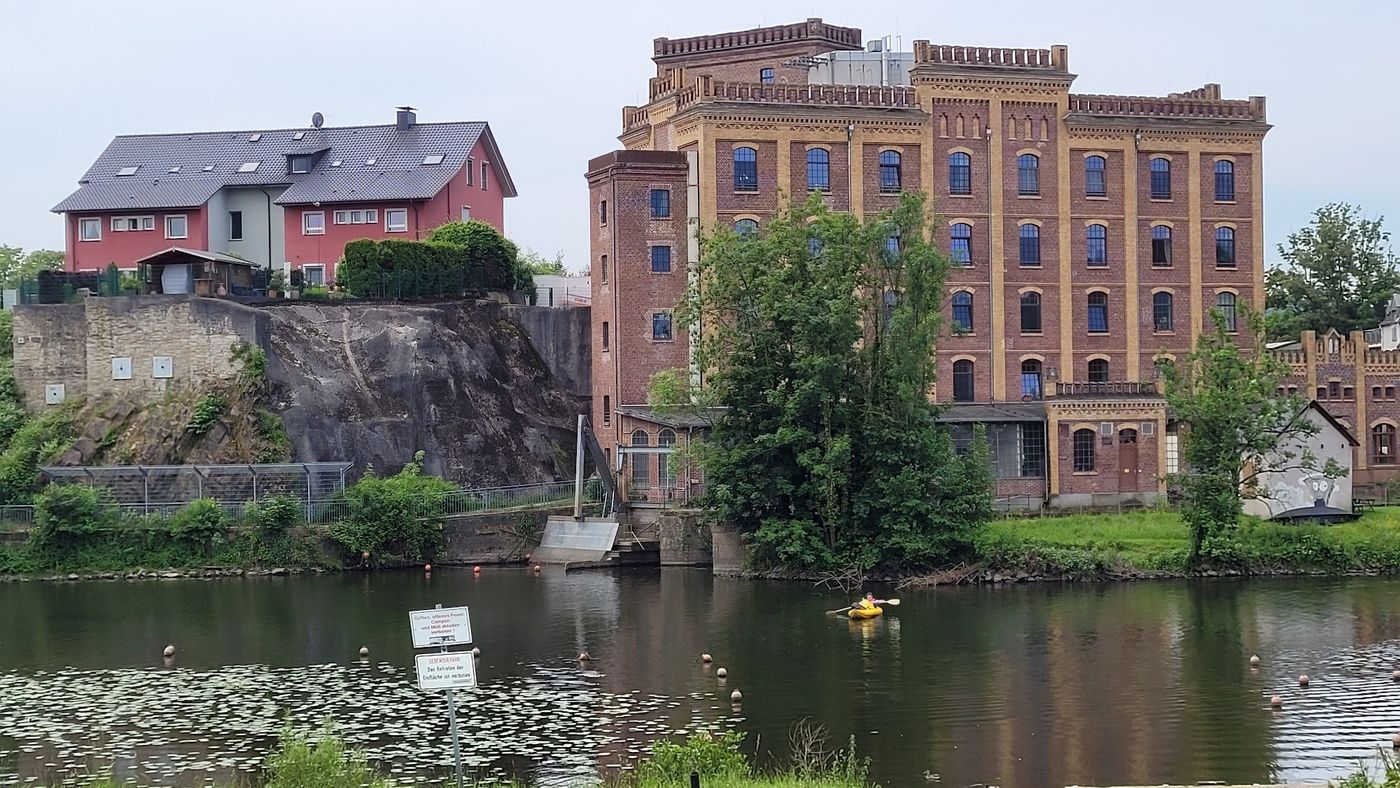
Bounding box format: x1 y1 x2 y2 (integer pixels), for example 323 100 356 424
825 598 901 615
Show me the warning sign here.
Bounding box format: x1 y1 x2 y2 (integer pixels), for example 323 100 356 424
409 606 472 648
415 651 478 691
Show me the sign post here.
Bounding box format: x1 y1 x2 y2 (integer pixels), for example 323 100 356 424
411 603 475 788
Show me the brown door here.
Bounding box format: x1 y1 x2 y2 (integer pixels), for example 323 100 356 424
1118 428 1139 492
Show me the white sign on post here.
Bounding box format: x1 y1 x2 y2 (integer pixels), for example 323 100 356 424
409 606 472 648
416 651 478 691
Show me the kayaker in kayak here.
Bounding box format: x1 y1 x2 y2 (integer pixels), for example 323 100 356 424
853 593 878 612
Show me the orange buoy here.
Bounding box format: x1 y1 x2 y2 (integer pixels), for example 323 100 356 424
1270 695 1283 708
473 565 481 574
1299 674 1310 686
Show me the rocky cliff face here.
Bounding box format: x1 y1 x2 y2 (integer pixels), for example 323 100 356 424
262 301 585 486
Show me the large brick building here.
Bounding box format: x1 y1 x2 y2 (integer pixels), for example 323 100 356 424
588 19 1270 509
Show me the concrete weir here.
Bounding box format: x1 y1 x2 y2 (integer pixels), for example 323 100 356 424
532 516 659 570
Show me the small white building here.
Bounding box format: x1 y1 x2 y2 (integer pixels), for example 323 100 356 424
533 274 590 307
1243 401 1358 521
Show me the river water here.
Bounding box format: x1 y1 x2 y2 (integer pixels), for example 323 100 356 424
3 569 1400 787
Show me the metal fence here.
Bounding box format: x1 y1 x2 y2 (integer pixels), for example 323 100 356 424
40 463 353 506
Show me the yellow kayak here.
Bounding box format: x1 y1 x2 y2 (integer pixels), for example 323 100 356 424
847 605 883 620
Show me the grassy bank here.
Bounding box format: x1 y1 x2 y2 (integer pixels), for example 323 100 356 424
970 507 1400 579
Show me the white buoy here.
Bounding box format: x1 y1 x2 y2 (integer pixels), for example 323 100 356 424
1393 669 1400 682
716 667 728 678
1270 695 1283 708
578 652 591 662
730 690 743 702
1299 674 1310 686
162 645 175 658
358 646 369 657
1392 733 1400 749
1250 654 1261 667
701 653 713 663
472 647 481 657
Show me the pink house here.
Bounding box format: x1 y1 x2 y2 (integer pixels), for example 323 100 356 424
52 108 516 286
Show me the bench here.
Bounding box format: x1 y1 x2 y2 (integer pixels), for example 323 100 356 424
1354 497 1377 511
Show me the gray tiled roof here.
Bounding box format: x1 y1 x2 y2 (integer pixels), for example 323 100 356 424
53 120 515 213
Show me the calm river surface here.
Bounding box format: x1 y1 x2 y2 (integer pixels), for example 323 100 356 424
4 569 1400 787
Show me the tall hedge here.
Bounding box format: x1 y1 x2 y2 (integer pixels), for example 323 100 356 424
337 220 527 298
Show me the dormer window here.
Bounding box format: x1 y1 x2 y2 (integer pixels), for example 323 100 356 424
116 166 139 177
289 156 313 174
237 162 260 173
422 154 445 166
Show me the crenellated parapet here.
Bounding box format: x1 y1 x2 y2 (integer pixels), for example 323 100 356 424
653 18 862 61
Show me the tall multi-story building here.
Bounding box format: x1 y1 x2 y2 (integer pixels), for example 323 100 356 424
588 18 1270 509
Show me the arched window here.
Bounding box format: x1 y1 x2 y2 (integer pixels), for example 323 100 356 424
630 430 650 490
950 222 972 265
735 218 758 237
1373 424 1397 465
1020 291 1042 334
808 236 824 256
1017 154 1039 196
949 152 971 195
1153 292 1174 332
1018 224 1041 266
879 150 902 193
759 68 774 84
1085 155 1107 197
658 428 678 488
883 231 901 262
951 291 973 332
952 359 975 402
806 148 830 191
1073 428 1096 472
1215 160 1236 201
1087 292 1109 334
1150 157 1172 199
1021 358 1043 399
1087 358 1109 383
1216 292 1238 332
1086 224 1107 266
733 147 758 192
881 290 898 329
1151 225 1172 266
1216 227 1236 267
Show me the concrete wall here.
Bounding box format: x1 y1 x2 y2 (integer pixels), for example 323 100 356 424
440 507 588 564
13 295 270 410
710 521 746 575
505 304 592 399
657 509 711 565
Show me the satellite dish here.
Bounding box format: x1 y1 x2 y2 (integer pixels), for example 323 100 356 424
311 112 324 129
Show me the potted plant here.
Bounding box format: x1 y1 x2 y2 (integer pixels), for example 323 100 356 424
288 269 304 299
267 270 287 299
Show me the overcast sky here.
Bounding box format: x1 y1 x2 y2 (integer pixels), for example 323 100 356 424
2 0 1394 271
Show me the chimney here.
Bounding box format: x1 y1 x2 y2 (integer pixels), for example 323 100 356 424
395 106 417 131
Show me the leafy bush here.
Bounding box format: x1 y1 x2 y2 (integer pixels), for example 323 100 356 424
30 484 115 555
261 724 394 788
245 494 302 534
185 392 227 436
328 451 453 564
289 268 305 289
256 408 293 463
0 407 75 504
232 342 267 388
637 730 749 782
167 498 228 543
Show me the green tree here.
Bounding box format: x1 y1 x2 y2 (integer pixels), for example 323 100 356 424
519 247 568 275
680 193 992 571
1266 203 1400 337
426 220 532 291
1161 308 1345 566
0 246 63 287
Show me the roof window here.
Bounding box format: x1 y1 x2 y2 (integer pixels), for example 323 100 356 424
202 165 215 172
422 154 445 166
293 131 306 141
365 157 377 166
331 160 342 168
167 166 181 174
248 133 262 142
116 166 139 177
237 162 260 173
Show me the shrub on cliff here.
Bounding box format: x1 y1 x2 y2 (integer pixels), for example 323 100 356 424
426 220 522 288
328 451 454 565
0 407 75 504
336 221 529 298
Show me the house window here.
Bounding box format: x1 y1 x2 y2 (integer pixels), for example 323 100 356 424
1389 386 1396 400
111 216 154 232
1165 430 1180 474
1215 160 1236 201
333 211 349 224
1088 358 1109 383
303 264 325 286
481 162 489 190
806 148 830 191
880 290 898 330
1073 428 1096 472
1216 227 1236 267
601 321 609 350
386 209 408 232
949 152 971 195
1087 292 1109 333
952 359 975 402
1374 424 1397 465
1150 157 1171 199
1018 224 1041 266
760 68 775 84
1085 155 1107 197
1151 225 1172 266
883 234 900 262
735 218 758 237
652 312 673 341
951 291 973 332
1086 224 1107 266
950 223 972 265
290 156 312 174
461 206 471 222
1021 359 1043 399
1020 422 1046 477
365 209 378 223
1017 154 1039 196
631 430 651 490
302 211 325 235
1153 292 1174 332
1217 292 1238 332
165 214 188 239
651 246 672 273
650 189 671 218
658 428 678 487
602 395 611 427
229 211 243 241
599 199 607 225
1020 291 1042 334
79 218 101 241
1329 380 1341 399
599 254 608 284
879 150 902 193
466 158 474 186
733 147 758 192
808 237 824 256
